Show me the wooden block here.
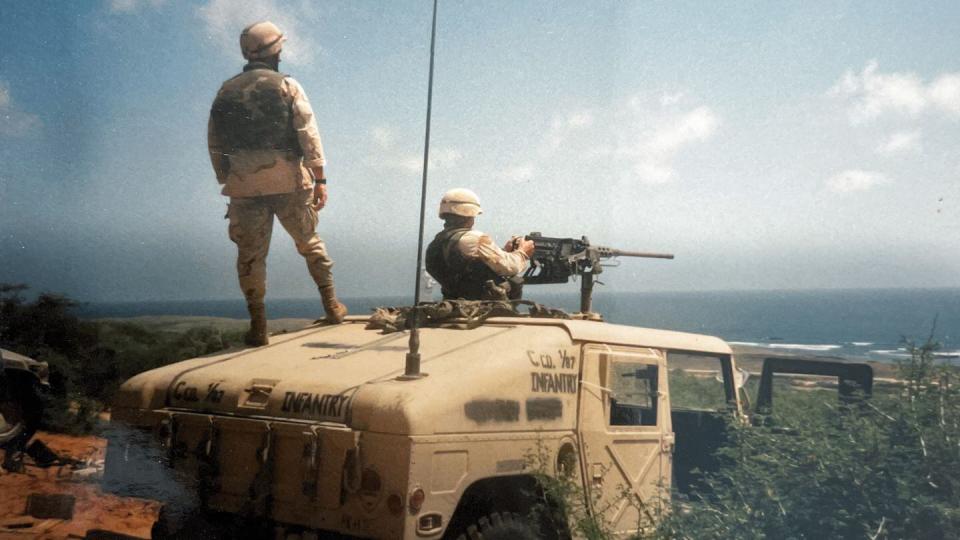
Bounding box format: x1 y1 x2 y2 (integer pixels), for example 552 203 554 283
24 493 76 520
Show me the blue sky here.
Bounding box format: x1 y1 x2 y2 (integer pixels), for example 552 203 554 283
1 0 958 302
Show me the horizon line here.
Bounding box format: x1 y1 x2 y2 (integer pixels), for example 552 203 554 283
69 285 960 305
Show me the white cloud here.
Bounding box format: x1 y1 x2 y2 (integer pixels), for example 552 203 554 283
623 104 720 184
0 80 41 138
929 73 960 116
197 0 320 66
500 91 719 186
875 130 922 155
825 169 890 193
108 0 165 13
830 60 960 123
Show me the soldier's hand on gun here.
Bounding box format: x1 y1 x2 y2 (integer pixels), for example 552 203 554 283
504 236 535 257
519 238 537 259
518 238 535 257
312 183 328 211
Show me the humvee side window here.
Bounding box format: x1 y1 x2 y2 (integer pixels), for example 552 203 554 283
609 362 658 426
667 352 730 411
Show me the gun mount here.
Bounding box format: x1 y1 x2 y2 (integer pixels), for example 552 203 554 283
521 232 674 314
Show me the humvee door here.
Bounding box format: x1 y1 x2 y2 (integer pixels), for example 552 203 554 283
666 351 739 495
577 345 671 534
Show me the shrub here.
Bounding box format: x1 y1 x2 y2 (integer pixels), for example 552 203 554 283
659 337 960 539
1 284 240 434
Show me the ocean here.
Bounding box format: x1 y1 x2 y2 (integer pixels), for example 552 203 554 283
74 288 959 362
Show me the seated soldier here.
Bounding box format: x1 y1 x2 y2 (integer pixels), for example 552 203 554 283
425 188 535 301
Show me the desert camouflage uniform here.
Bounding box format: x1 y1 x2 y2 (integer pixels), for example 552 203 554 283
453 230 528 276
425 227 529 300
208 62 332 305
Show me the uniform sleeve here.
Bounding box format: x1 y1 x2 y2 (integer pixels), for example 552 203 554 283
285 77 327 168
458 231 529 277
207 108 228 184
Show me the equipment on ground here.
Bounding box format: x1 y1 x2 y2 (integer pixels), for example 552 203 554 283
1 348 48 471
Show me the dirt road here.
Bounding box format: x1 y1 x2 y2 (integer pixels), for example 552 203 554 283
0 431 159 540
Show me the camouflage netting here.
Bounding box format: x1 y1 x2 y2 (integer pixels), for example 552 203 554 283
365 300 571 334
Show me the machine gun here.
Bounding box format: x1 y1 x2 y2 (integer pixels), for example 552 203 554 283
521 232 673 314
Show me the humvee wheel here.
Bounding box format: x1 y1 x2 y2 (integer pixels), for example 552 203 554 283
151 506 266 540
455 512 538 540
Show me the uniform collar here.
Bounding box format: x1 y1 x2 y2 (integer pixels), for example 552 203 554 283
243 61 277 72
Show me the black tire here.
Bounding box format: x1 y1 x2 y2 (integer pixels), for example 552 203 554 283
455 512 540 540
151 507 225 540
151 507 263 540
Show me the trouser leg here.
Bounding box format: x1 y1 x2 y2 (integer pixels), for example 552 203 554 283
275 190 346 323
275 189 334 288
228 197 274 306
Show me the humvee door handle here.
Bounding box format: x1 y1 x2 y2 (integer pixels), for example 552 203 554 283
662 433 676 453
591 463 604 486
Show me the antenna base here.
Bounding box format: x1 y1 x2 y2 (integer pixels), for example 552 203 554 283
398 352 428 380
397 373 428 381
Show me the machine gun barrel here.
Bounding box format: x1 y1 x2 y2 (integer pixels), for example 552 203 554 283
593 246 675 260
520 233 674 314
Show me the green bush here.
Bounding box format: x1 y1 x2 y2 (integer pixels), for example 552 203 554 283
1 284 241 434
659 338 960 539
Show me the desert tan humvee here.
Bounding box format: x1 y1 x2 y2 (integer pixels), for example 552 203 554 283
104 314 869 539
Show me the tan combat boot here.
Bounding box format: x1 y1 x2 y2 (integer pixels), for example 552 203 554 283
244 302 269 346
320 285 348 324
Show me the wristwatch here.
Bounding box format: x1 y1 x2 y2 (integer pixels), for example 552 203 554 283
315 177 327 185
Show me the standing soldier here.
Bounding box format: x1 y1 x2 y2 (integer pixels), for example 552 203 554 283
208 21 347 347
425 188 535 300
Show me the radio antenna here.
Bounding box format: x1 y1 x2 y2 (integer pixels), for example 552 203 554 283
401 0 439 380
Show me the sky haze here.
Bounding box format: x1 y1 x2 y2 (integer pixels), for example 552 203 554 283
1 1 958 302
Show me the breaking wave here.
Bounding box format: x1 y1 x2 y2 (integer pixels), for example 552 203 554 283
767 343 843 352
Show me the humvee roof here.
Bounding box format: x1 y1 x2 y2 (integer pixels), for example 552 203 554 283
113 316 730 437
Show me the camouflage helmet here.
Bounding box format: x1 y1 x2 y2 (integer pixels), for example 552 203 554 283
439 188 483 218
240 21 286 60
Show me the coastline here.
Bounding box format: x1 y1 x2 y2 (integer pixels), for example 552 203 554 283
95 315 906 380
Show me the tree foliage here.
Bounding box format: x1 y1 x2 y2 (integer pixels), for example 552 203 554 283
1 284 241 433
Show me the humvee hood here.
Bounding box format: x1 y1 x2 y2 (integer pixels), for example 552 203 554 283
113 317 729 435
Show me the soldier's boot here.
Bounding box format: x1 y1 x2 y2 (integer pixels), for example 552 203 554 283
320 285 348 324
244 302 269 346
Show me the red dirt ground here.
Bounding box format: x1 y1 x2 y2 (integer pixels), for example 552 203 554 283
0 431 159 540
